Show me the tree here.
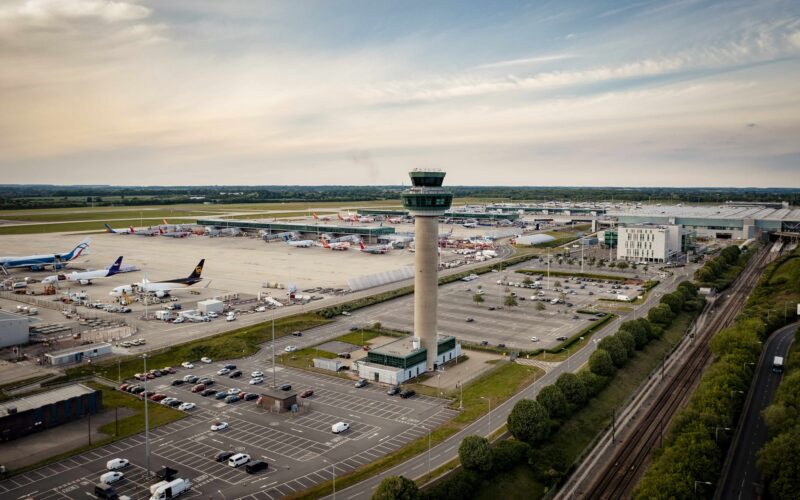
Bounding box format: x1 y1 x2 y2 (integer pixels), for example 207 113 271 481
504 294 518 308
458 435 493 472
647 303 675 326
554 280 562 288
579 370 609 397
589 349 616 376
620 320 648 350
523 276 533 286
491 440 529 473
616 330 636 357
472 293 485 306
507 399 550 444
660 292 684 314
598 335 628 367
372 476 419 500
537 384 569 420
556 372 587 409
617 261 629 269
758 427 800 499
535 301 546 311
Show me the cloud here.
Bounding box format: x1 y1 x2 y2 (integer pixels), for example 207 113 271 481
474 54 578 70
0 0 150 26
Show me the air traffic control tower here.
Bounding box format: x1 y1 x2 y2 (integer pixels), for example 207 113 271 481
401 169 453 371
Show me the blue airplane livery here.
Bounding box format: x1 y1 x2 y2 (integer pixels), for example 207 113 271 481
0 238 90 274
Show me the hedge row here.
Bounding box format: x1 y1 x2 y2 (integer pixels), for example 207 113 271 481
634 247 799 499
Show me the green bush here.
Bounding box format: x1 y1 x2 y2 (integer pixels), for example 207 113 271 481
507 399 551 444
589 349 615 377
616 330 636 357
555 372 587 410
491 440 530 474
536 384 570 421
459 435 494 473
578 370 609 398
598 336 628 368
373 476 420 500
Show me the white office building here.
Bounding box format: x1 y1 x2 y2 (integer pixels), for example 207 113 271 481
617 224 683 263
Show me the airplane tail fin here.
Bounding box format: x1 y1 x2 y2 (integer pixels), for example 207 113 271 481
129 226 136 233
313 213 319 220
65 238 91 261
359 241 365 250
163 218 169 225
104 224 116 233
320 237 330 249
188 259 205 280
159 228 165 235
107 256 123 276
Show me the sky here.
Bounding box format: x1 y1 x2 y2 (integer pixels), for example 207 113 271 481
1 0 799 187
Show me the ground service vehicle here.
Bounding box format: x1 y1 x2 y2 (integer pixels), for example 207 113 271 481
149 478 191 500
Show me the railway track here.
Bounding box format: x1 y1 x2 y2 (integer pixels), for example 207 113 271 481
581 245 775 499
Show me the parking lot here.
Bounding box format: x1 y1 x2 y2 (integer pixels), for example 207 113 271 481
345 264 653 351
0 342 456 500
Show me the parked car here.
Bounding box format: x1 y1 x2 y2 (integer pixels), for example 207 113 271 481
149 393 167 402
217 368 231 376
178 402 196 411
249 377 264 385
400 390 416 399
530 336 540 342
300 389 314 398
556 336 568 341
183 375 198 383
228 387 241 395
99 471 124 485
225 395 239 404
291 331 303 337
386 386 401 396
106 458 129 470
215 451 235 462
224 364 237 370
201 389 217 397
245 460 268 474
229 370 243 378
284 345 297 352
210 421 229 431
244 393 259 401
228 453 249 467
201 357 212 363
214 392 228 400
280 384 292 391
191 384 206 393
167 399 182 408
337 352 351 359
198 377 214 385
251 371 264 378
465 317 475 323
331 422 350 434
354 379 368 388
171 379 184 386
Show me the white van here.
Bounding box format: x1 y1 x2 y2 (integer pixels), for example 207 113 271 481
228 453 250 468
550 298 559 305
331 422 350 434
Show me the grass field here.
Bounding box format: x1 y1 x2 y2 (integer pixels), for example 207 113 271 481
0 209 216 222
0 218 199 235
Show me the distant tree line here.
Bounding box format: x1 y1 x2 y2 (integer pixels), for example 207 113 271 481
0 184 798 210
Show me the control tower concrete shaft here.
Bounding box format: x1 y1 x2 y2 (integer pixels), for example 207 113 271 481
400 169 453 371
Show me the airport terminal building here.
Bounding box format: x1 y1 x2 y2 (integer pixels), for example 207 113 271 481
357 336 461 385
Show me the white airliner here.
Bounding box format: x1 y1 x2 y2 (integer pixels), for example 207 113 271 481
285 237 314 248
110 260 204 298
320 237 349 251
359 241 392 254
43 256 124 286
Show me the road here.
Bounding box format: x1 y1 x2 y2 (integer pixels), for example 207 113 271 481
715 321 798 500
328 267 690 499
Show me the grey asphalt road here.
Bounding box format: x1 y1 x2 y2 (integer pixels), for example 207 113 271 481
329 267 689 499
715 321 798 500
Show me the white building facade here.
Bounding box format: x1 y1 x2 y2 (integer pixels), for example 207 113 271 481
617 224 682 263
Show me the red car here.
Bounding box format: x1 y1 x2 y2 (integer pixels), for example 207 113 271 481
191 384 206 393
362 346 370 351
162 367 176 374
238 392 248 400
300 389 314 398
119 384 130 391
150 393 167 402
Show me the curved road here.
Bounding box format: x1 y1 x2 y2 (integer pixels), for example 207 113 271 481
327 268 689 499
715 321 798 500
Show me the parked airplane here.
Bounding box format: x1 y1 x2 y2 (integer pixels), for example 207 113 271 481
104 224 134 234
285 236 314 248
387 217 403 224
109 259 205 298
129 226 159 236
43 256 124 285
359 241 392 254
312 213 331 222
159 228 190 238
0 238 90 274
357 215 375 223
337 212 358 223
320 237 349 251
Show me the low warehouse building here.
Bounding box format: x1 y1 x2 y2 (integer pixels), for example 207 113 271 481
0 310 29 348
197 299 224 315
0 384 102 442
45 343 112 366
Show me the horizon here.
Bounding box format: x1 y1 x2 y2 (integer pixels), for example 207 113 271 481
1 0 798 186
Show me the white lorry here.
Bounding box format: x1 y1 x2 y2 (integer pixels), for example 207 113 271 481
616 294 632 302
150 478 191 500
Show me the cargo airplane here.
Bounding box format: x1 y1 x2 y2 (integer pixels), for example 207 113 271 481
43 256 124 285
0 238 90 274
110 259 205 298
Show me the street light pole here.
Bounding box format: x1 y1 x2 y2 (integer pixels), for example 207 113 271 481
143 353 151 477
481 396 492 434
272 307 276 388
